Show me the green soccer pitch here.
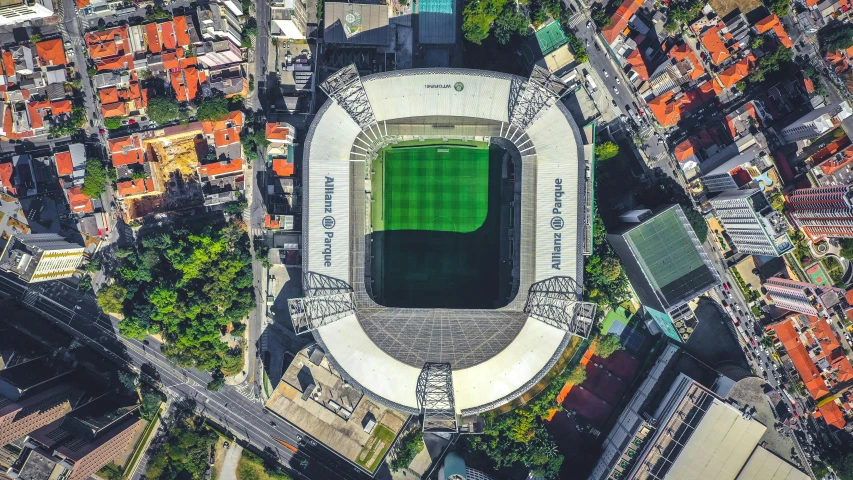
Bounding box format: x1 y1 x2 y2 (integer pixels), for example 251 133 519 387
369 140 508 309
372 141 491 234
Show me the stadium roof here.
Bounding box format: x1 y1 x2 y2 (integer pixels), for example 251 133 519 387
302 68 587 414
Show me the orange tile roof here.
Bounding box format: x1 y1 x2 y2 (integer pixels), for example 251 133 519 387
813 319 841 359
162 51 180 70
775 319 830 399
601 0 644 43
96 53 133 72
76 0 89 7
0 162 12 192
625 49 649 80
668 43 705 80
674 138 699 162
111 150 143 167
66 186 94 213
817 402 846 429
89 42 118 60
160 21 177 50
265 214 280 229
202 110 243 134
820 144 853 175
266 122 290 142
55 151 73 176
145 23 162 54
718 57 752 88
27 102 44 130
648 91 690 127
86 26 127 45
108 135 140 153
116 178 151 197
102 102 127 118
51 100 72 115
272 159 294 177
701 25 731 65
172 60 200 102
198 159 243 177
773 24 793 49
99 87 119 104
173 16 192 47
35 39 67 67
804 77 815 93
140 88 150 109
2 51 14 79
755 14 780 35
213 126 240 147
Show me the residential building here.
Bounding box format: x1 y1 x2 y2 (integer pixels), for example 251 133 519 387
774 315 853 427
23 397 144 480
197 159 244 206
197 0 245 47
266 121 295 176
709 189 792 256
0 0 53 26
591 368 809 480
271 0 308 39
779 101 853 144
787 184 853 240
753 14 793 48
765 277 844 317
717 56 753 89
725 102 762 140
0 234 84 283
698 22 731 66
600 0 644 46
607 205 720 343
324 2 389 45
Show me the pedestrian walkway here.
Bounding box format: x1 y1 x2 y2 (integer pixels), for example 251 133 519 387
218 444 243 480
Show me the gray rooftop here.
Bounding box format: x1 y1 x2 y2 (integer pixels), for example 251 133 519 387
324 2 389 45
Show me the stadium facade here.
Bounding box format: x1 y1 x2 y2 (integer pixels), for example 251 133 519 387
290 66 596 429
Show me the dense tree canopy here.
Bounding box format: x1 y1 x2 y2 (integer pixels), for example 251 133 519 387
196 97 229 122
146 418 216 480
820 24 853 54
493 7 528 44
390 430 424 471
595 141 619 161
462 0 508 44
148 97 180 124
596 334 622 358
106 222 255 372
749 44 794 83
82 158 108 199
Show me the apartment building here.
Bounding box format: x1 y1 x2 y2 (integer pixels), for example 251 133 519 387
0 234 85 283
709 189 792 256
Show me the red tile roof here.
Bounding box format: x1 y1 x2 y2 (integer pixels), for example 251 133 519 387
625 49 649 80
202 111 243 134
172 59 200 102
648 91 690 127
145 23 162 54
266 122 291 142
160 21 177 50
95 54 134 72
2 51 14 79
701 25 731 65
108 135 140 153
272 159 294 177
668 43 705 80
51 100 72 115
674 138 699 162
116 178 154 197
718 57 752 88
173 16 192 47
817 401 847 429
775 319 830 399
198 159 243 177
265 214 280 229
601 0 644 44
55 151 73 177
99 87 120 104
213 126 240 147
66 186 94 213
0 162 14 193
35 39 67 67
102 102 127 118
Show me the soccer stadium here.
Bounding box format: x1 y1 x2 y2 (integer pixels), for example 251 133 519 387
290 66 596 429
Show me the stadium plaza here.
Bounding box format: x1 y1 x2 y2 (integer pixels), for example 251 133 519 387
289 65 598 431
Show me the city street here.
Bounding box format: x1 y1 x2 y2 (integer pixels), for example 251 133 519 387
0 272 385 480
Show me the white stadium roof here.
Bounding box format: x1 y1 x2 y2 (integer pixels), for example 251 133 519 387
297 67 593 418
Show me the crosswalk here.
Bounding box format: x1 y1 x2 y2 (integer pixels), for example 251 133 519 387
567 13 585 27
235 382 259 402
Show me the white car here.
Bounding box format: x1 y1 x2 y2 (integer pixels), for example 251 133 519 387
613 86 619 94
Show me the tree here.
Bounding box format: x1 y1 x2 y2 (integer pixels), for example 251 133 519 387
146 418 216 480
736 81 747 91
82 158 108 198
88 67 98 77
595 141 619 161
567 364 587 385
390 430 424 471
30 33 41 43
591 9 611 28
117 370 138 392
104 117 123 130
196 97 229 122
566 33 588 63
147 97 180 124
601 256 621 281
828 452 853 479
462 0 508 44
764 0 790 16
750 36 764 50
664 19 679 34
85 258 101 273
139 386 166 420
98 284 128 313
596 334 622 358
207 372 225 391
682 206 708 241
840 239 853 260
493 7 528 44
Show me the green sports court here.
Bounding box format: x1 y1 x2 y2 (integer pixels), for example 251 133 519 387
369 141 511 309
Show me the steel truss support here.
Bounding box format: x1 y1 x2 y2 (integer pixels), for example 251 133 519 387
288 293 357 334
319 64 376 130
288 271 356 334
416 363 458 433
524 276 597 338
508 65 571 132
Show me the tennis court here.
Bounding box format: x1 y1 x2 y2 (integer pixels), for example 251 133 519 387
370 142 507 308
379 142 490 233
806 262 831 287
